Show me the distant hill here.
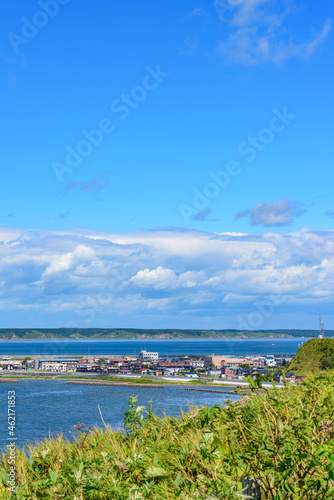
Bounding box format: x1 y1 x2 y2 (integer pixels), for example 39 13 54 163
287 338 334 374
0 328 332 340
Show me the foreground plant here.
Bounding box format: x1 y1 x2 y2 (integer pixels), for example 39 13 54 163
1 373 333 499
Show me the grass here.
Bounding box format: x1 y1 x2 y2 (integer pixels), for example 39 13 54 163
287 338 334 374
1 372 334 499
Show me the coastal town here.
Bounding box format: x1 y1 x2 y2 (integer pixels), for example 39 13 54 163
0 349 299 383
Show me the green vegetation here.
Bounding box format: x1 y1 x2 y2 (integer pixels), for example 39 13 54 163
22 357 31 366
1 373 334 499
0 328 330 340
286 338 334 375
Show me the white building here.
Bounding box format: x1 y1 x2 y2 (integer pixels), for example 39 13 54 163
138 350 158 361
192 360 204 368
39 358 78 372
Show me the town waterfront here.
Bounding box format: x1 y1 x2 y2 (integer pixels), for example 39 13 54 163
0 379 240 451
0 338 306 356
0 338 306 452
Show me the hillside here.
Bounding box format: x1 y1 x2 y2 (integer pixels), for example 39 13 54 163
287 338 334 374
0 328 330 340
1 374 333 499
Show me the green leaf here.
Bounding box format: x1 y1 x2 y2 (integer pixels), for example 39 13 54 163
28 455 34 467
146 466 169 478
1 469 9 484
49 469 58 484
15 482 27 499
202 432 214 441
302 435 312 447
40 449 49 460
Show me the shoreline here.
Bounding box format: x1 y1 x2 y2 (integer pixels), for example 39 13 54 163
0 336 310 341
0 374 283 389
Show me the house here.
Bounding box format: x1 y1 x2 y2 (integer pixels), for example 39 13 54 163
0 362 23 370
191 360 204 368
163 368 180 376
265 357 277 367
110 357 128 367
274 372 296 383
137 368 150 375
158 361 185 370
206 369 221 377
76 363 101 373
221 367 237 378
106 366 119 373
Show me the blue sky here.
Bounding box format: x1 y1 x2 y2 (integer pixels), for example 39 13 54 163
0 0 334 329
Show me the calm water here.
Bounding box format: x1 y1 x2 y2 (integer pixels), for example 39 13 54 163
0 338 307 356
0 380 240 451
0 339 305 451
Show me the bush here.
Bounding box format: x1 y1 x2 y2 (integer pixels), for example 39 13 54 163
1 373 333 499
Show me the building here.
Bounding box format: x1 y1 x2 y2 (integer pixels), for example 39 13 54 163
137 368 150 374
77 363 101 373
163 368 180 376
138 350 158 361
191 360 205 368
207 369 221 377
109 357 128 367
265 358 277 367
39 358 78 372
204 355 263 370
0 360 23 370
221 367 238 378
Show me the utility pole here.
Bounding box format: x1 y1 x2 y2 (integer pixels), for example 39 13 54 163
319 311 325 339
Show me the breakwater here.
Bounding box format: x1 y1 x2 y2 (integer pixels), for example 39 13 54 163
185 387 241 395
66 380 163 388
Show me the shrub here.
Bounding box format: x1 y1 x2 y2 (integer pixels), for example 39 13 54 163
1 373 333 499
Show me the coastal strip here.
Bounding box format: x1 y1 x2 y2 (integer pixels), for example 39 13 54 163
66 380 163 388
0 379 18 383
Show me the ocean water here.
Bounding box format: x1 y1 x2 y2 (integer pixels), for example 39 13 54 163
0 338 307 356
0 380 240 451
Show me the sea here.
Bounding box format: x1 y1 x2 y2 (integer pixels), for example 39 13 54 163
0 380 240 451
0 338 307 356
0 338 305 451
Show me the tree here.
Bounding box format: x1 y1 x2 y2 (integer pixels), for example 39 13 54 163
22 356 31 366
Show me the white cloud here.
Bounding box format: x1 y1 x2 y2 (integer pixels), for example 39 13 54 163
236 198 305 226
0 226 334 327
42 245 96 278
131 266 178 289
185 7 203 19
215 0 332 65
